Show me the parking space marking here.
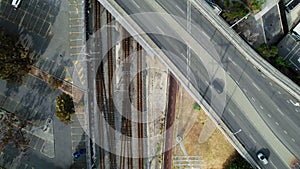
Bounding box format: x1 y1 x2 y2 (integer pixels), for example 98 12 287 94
69 32 82 34
70 45 82 49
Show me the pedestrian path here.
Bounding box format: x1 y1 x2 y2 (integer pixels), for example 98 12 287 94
70 107 87 168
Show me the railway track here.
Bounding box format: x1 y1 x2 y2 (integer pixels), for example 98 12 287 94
106 11 117 169
94 1 105 169
137 43 144 168
120 29 133 169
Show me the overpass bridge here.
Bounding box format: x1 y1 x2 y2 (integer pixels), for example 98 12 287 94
94 0 300 168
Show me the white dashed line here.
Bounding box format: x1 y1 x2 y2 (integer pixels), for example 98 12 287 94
252 82 261 91
292 138 295 142
286 100 290 104
260 105 264 109
243 88 247 93
277 91 281 94
205 80 209 85
283 130 288 134
156 26 164 34
175 5 185 14
227 72 231 75
228 57 237 66
228 108 235 116
251 97 255 102
249 134 257 143
131 0 141 8
275 122 279 126
261 74 266 78
277 108 285 116
267 114 271 118
296 109 299 113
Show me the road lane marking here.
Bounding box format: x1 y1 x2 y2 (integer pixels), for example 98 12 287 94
277 91 281 94
251 97 255 102
249 134 257 143
261 74 266 78
175 5 185 14
260 105 264 109
275 122 279 126
292 138 295 142
131 0 141 8
296 109 299 112
235 80 239 84
252 82 261 91
283 130 288 134
267 114 271 118
156 26 164 34
286 100 290 104
228 108 235 117
228 57 237 66
277 108 285 116
242 88 247 93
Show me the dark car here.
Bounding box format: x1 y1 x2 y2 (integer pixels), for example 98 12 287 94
212 79 224 94
73 150 85 160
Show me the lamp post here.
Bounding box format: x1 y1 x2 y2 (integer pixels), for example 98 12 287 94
230 13 251 28
233 129 242 135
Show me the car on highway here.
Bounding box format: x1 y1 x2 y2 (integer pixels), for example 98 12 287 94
257 152 268 165
212 79 224 94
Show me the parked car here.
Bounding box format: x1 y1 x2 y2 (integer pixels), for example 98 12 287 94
257 152 268 165
73 150 85 160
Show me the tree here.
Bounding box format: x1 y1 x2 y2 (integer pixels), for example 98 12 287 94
247 0 265 11
275 56 290 69
257 43 278 58
0 31 33 83
55 93 75 124
0 110 29 152
222 1 250 23
193 102 201 110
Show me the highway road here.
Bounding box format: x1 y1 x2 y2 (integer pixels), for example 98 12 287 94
104 0 300 168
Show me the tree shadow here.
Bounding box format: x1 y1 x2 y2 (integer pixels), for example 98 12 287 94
223 150 254 169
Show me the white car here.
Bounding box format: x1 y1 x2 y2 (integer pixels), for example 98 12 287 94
11 0 21 8
257 152 268 165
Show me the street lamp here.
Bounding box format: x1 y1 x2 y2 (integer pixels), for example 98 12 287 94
230 13 251 28
233 129 242 135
